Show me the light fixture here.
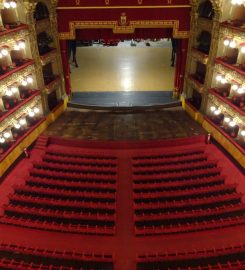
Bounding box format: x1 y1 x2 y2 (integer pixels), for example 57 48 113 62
18 40 25 49
0 53 2 59
224 117 231 123
210 106 216 112
26 76 33 84
14 123 21 129
241 46 245 54
221 78 227 84
237 87 245 94
3 132 11 139
5 89 12 96
11 86 18 93
229 121 236 127
224 39 230 46
19 118 26 126
9 1 17 8
216 74 222 81
241 130 245 136
4 2 10 8
229 40 236 48
21 80 28 86
1 48 8 56
214 110 221 115
29 111 35 117
0 137 5 143
14 44 20 51
231 84 239 91
33 107 40 114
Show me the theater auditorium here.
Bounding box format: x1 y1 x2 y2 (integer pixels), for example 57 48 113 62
0 0 244 269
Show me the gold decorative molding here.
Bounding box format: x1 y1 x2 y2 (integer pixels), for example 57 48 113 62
59 20 189 39
0 29 29 48
191 48 209 65
208 94 245 125
40 48 58 66
45 76 61 94
0 64 35 94
57 5 191 10
197 17 213 32
187 76 205 94
35 18 51 34
0 95 41 133
219 26 245 43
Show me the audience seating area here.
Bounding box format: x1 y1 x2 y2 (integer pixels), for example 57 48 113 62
137 244 245 270
0 140 118 235
133 146 245 235
0 135 244 270
0 242 114 270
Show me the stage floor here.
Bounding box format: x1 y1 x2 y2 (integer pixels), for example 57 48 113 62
70 40 175 92
68 91 180 108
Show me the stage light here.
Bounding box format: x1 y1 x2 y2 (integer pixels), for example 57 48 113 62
0 137 5 143
214 110 221 115
19 118 26 126
224 117 231 123
3 132 11 139
33 107 40 114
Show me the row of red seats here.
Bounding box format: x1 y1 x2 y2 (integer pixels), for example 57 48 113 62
133 184 237 200
13 185 116 201
0 243 113 270
4 204 115 223
30 168 117 182
26 177 116 192
132 160 217 174
132 147 206 160
133 175 225 191
137 244 245 270
46 148 117 160
134 193 242 213
32 161 117 174
43 153 117 167
132 153 208 167
133 167 222 182
134 204 245 222
134 215 245 235
0 216 115 235
9 193 116 211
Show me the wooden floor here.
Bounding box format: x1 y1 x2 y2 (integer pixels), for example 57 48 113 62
70 44 175 92
44 108 206 140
